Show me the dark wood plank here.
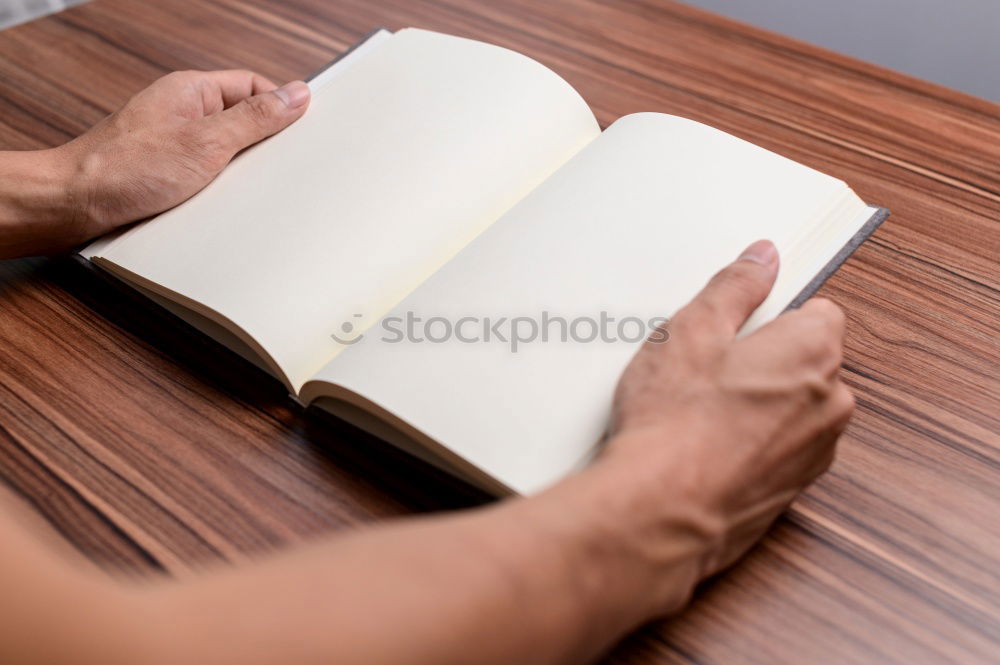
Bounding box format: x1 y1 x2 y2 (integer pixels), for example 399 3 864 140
0 1 997 663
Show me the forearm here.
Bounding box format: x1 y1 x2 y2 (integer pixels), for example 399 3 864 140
0 499 151 665
1 437 712 665
0 146 89 258
135 463 708 665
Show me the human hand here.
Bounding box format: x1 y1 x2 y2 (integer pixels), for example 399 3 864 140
0 238 855 665
561 240 855 618
63 69 310 237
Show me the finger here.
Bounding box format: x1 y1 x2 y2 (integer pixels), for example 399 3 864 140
799 427 840 485
741 297 846 375
195 69 279 110
671 239 779 342
797 297 847 334
205 80 310 154
828 381 856 433
801 383 854 481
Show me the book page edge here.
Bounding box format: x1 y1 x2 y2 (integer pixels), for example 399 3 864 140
785 205 889 310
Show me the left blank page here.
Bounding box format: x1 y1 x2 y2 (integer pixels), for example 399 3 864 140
90 28 600 391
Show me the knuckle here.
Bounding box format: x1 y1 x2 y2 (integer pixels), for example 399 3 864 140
690 266 763 322
671 305 710 340
811 297 843 315
162 70 198 86
177 124 233 170
832 384 856 419
690 293 726 332
823 328 845 366
815 330 844 370
803 370 833 401
179 123 214 151
710 263 765 299
692 296 727 324
792 312 843 364
227 69 262 91
795 323 830 358
805 298 846 331
242 95 277 126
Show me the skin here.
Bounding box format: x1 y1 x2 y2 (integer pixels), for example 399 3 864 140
0 70 854 665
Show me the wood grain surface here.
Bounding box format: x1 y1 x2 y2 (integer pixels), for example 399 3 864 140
1 1 998 663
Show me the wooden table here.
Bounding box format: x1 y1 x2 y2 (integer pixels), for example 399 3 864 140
1 1 997 662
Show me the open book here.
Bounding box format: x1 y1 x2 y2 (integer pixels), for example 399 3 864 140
82 28 888 495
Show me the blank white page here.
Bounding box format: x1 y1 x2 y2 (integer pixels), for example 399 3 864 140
94 29 600 391
308 113 867 494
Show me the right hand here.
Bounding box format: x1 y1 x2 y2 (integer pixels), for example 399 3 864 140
591 239 855 615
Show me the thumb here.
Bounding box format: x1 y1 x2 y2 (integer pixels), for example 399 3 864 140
211 80 310 153
675 239 780 338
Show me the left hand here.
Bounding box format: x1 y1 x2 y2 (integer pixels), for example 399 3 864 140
62 69 311 238
0 70 310 257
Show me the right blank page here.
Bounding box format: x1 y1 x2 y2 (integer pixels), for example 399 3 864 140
310 113 873 494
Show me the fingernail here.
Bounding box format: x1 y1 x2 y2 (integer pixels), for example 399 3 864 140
273 81 310 108
738 239 778 266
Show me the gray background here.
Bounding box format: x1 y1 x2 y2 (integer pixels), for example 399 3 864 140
684 0 999 100
1 0 997 100
0 0 85 30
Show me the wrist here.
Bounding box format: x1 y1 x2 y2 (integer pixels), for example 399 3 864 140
576 429 725 608
609 425 730 573
47 141 101 241
515 448 718 629
0 145 96 256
